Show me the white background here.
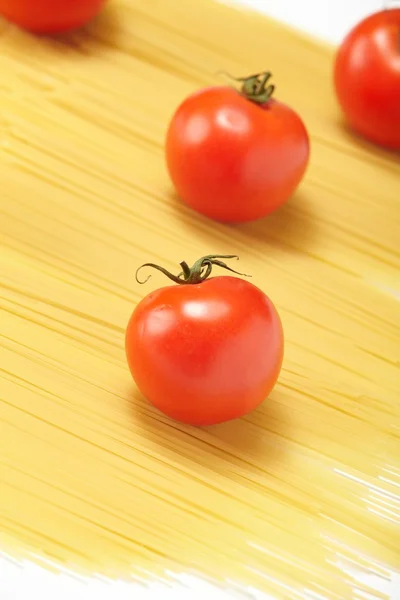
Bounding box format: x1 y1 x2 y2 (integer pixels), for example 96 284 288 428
1 1 396 600
228 0 391 43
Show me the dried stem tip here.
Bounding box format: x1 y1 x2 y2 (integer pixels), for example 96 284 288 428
136 254 251 285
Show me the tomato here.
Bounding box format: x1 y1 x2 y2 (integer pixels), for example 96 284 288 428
165 72 310 224
126 255 284 426
334 8 400 150
0 0 106 33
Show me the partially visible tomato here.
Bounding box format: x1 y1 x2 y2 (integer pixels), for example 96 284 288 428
334 8 400 150
0 0 106 33
166 72 310 224
125 255 284 426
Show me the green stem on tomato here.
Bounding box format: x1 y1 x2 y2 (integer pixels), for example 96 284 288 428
218 70 275 105
135 255 251 285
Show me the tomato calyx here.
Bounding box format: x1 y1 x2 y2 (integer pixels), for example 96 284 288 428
221 70 275 105
136 254 251 285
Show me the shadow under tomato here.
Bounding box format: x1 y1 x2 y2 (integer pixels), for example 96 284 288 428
168 187 319 259
127 385 288 473
21 2 122 53
336 118 400 162
235 191 319 253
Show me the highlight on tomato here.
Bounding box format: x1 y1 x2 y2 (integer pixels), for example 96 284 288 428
165 72 310 224
334 8 400 150
126 255 284 426
0 0 106 34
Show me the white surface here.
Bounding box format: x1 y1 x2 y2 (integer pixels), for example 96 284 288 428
1 1 397 600
226 0 390 43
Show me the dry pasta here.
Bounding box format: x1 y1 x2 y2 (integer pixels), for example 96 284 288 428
0 1 399 598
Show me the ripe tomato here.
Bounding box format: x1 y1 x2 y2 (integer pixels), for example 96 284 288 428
165 72 310 224
0 0 106 33
126 255 284 426
334 8 400 150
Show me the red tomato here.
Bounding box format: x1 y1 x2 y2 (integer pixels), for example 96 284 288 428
126 255 284 426
165 72 310 223
334 9 400 150
0 0 106 33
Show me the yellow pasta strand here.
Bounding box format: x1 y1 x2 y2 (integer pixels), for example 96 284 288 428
0 0 399 598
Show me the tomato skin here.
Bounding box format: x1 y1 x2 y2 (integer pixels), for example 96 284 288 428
0 0 106 33
126 276 284 426
334 9 400 150
166 87 310 223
